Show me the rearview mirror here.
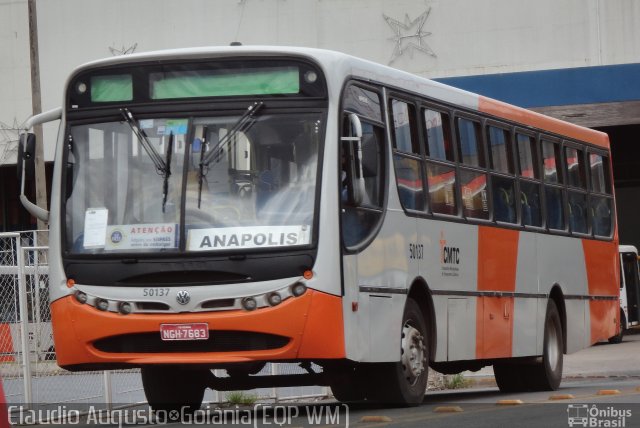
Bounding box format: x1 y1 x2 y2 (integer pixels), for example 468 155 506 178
17 133 36 182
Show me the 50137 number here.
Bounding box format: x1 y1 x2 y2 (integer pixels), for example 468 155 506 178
409 243 424 260
143 288 170 297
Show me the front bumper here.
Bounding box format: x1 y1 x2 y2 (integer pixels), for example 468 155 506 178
50 288 344 369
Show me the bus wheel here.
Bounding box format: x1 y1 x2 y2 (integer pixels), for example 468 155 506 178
369 298 428 406
530 299 564 390
141 366 207 413
494 363 526 392
608 311 625 344
328 364 367 403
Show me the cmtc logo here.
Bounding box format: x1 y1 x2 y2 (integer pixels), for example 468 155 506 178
439 231 460 265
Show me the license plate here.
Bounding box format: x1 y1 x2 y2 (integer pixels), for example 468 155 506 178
160 323 209 341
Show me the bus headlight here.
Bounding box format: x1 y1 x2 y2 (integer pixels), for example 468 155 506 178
267 292 282 306
119 302 133 315
74 291 88 304
95 299 109 311
291 283 307 297
241 297 257 311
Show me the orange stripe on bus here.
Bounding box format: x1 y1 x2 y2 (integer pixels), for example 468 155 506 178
478 97 610 149
582 239 619 296
477 227 520 292
582 239 619 342
476 227 519 359
589 300 618 344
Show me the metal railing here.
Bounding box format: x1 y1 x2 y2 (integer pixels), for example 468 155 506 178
0 231 328 416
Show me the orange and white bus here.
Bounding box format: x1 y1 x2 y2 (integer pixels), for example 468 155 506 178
17 46 619 408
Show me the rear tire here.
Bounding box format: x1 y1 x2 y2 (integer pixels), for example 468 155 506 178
532 299 563 390
608 311 625 344
494 299 563 392
493 363 527 392
141 366 207 413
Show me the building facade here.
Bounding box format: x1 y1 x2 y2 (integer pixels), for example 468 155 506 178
1 0 639 244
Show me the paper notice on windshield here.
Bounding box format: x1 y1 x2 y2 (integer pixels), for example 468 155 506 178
187 225 311 252
104 224 178 251
83 208 108 248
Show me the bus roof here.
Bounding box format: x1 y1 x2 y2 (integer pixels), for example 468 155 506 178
70 46 609 149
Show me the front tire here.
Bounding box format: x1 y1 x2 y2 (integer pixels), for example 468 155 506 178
368 298 429 406
141 366 208 412
328 364 367 402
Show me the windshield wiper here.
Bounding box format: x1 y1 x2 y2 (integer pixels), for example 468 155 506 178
197 101 264 207
120 108 168 177
162 131 174 213
200 101 263 169
197 127 208 209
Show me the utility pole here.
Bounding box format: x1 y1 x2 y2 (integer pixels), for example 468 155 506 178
27 0 48 233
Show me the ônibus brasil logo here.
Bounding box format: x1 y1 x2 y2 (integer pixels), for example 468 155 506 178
567 404 632 427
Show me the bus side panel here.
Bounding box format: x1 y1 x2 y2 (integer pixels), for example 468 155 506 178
588 300 618 344
582 239 619 343
421 220 479 362
512 231 539 357
341 254 368 361
537 234 589 354
475 226 518 359
343 209 415 363
298 290 345 359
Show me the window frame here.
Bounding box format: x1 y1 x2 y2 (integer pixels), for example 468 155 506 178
586 147 614 239
377 81 614 242
339 80 389 254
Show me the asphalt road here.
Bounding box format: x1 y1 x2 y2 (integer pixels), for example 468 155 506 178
18 332 640 427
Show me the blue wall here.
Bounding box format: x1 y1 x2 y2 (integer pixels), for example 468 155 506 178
435 63 640 108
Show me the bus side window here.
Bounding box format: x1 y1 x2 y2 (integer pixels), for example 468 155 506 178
516 133 542 227
588 152 613 237
488 125 516 223
545 186 566 231
341 121 385 248
426 162 457 215
591 196 612 237
424 109 453 161
456 117 485 168
565 146 588 234
391 99 425 211
542 140 565 230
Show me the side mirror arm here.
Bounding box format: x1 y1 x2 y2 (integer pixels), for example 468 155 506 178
18 107 62 222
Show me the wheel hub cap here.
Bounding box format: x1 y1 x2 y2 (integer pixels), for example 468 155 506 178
401 323 426 385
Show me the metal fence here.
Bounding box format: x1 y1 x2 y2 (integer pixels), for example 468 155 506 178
0 230 328 414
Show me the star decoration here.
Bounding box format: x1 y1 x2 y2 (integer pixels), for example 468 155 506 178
109 43 138 56
384 8 436 65
0 119 20 164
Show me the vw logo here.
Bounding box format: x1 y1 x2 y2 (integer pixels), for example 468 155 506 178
176 290 191 305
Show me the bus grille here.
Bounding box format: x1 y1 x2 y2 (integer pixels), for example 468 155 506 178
93 331 290 354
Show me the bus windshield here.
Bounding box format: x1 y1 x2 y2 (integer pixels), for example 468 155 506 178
65 111 323 254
